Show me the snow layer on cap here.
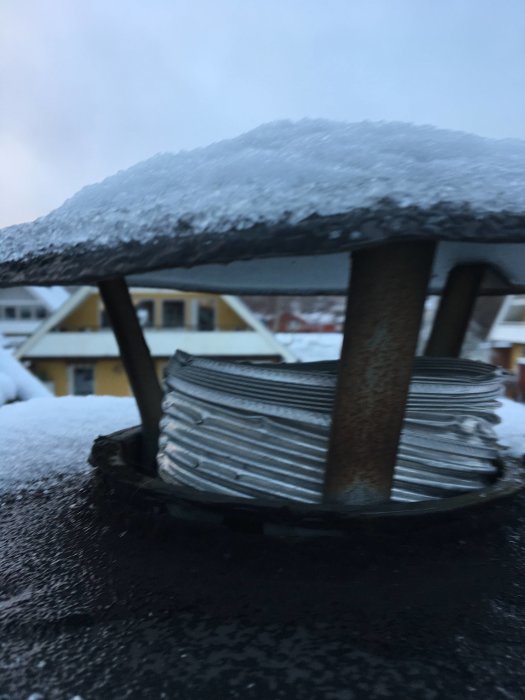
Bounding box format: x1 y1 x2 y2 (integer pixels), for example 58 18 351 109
276 332 343 362
1 119 525 263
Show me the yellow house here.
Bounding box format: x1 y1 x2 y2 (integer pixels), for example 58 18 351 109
16 287 293 396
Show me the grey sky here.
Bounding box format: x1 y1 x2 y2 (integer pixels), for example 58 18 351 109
1 0 524 226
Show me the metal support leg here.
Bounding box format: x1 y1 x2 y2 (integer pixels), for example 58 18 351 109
324 241 435 505
98 278 162 475
424 264 487 358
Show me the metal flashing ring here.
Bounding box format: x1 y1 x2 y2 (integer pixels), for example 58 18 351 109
158 352 504 504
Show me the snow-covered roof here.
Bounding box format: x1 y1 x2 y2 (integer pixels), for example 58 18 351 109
21 329 291 360
487 295 525 345
276 333 343 363
15 287 294 362
1 120 525 291
28 285 69 311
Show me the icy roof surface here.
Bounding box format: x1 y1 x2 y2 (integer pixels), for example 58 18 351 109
0 396 139 490
0 394 522 495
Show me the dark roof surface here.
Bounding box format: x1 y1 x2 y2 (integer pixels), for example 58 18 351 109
3 461 525 699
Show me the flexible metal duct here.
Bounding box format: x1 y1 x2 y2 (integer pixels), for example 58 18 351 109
157 352 503 503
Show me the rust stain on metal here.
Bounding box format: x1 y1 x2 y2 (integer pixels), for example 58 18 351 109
323 241 436 505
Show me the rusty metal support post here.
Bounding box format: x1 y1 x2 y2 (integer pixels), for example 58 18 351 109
98 278 162 475
424 264 487 358
324 241 436 506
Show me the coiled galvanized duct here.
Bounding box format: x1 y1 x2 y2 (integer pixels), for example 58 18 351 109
157 351 503 503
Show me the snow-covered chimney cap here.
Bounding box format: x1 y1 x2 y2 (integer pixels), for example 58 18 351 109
1 119 525 294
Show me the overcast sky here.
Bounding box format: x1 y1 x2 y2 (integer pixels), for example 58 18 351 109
1 0 524 227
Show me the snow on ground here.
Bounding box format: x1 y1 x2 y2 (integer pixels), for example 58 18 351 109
0 396 139 491
276 332 343 362
2 120 525 263
0 344 50 406
495 397 525 458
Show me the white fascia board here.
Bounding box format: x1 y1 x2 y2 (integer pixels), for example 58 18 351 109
24 330 285 359
0 320 41 334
